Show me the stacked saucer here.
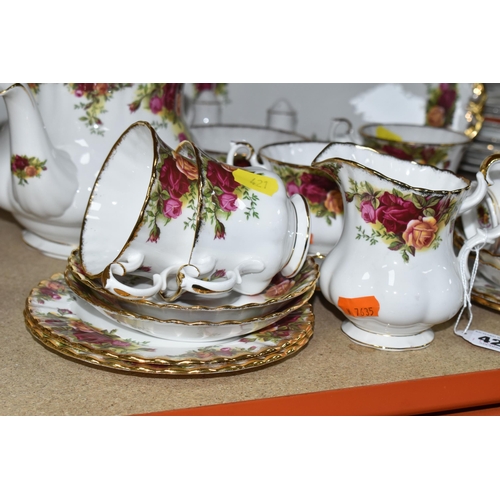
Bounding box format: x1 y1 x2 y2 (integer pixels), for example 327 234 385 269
24 253 317 375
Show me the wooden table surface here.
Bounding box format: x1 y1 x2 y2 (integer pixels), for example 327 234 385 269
2 208 500 416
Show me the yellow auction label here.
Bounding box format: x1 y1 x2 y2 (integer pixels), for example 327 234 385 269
232 169 278 196
375 126 403 142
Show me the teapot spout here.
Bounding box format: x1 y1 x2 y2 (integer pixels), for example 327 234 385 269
0 83 78 218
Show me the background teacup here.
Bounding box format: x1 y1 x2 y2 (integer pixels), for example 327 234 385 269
190 124 308 165
230 140 344 260
358 123 471 173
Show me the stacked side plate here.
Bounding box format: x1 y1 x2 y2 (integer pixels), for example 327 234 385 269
24 251 319 376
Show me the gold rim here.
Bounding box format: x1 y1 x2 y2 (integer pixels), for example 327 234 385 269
24 303 314 368
471 292 500 313
359 122 472 147
79 121 161 279
312 142 471 196
27 314 314 376
67 249 319 313
258 141 329 169
465 83 487 139
479 153 500 185
65 266 315 327
24 279 315 366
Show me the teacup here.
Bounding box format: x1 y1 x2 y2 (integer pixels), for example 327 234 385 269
227 140 344 260
190 124 308 165
185 139 311 297
358 123 471 173
80 121 311 301
80 122 204 300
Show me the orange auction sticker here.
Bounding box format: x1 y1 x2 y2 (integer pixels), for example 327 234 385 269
338 296 380 317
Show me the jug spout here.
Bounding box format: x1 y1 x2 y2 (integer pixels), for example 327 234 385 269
0 83 78 219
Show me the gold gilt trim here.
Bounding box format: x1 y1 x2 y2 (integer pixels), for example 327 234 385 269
79 121 161 279
258 141 329 169
24 302 313 367
341 329 434 352
479 153 500 186
358 122 471 148
471 292 500 313
67 249 319 313
465 83 487 140
24 284 315 366
312 142 471 196
65 266 315 328
26 313 314 376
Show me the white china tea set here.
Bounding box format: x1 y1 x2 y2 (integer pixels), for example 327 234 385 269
5 82 500 362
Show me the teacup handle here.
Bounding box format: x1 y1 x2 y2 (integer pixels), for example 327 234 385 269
102 262 166 299
329 117 355 143
165 259 266 300
161 264 240 302
226 141 262 167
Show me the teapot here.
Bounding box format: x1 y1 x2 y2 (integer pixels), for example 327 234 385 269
311 142 500 351
0 83 192 258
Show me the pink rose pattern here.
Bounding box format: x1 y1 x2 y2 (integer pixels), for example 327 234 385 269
270 165 343 225
11 154 47 185
344 178 459 263
31 276 155 354
201 158 260 240
193 83 228 100
145 150 200 243
363 139 452 170
363 84 459 170
64 83 133 135
30 276 312 361
29 83 186 139
425 83 458 128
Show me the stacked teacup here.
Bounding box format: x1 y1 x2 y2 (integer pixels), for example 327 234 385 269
65 121 317 343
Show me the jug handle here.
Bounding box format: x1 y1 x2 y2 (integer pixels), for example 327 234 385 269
458 154 500 216
226 141 262 167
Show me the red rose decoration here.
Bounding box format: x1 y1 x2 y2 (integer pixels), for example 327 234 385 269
207 161 239 193
375 192 422 234
159 157 191 199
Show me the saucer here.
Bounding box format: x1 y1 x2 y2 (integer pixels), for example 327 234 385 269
24 273 314 372
65 267 315 342
67 250 319 322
